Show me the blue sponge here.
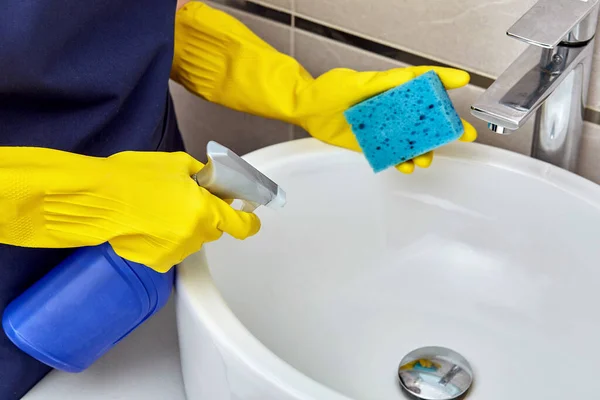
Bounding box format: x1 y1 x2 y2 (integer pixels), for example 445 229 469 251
344 70 464 173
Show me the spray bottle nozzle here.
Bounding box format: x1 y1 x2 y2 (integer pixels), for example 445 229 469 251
192 141 287 212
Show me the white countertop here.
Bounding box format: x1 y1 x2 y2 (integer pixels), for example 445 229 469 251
22 297 186 400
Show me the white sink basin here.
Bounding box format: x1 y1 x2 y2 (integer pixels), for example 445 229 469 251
176 138 600 400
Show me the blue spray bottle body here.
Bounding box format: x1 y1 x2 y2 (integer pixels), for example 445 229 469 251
1 142 286 372
2 244 174 372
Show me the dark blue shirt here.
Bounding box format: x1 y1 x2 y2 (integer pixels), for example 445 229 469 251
0 1 184 398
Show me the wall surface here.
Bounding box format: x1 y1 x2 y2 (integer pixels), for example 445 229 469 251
171 0 600 182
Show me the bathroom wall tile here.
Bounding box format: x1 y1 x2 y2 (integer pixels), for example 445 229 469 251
214 0 292 23
292 29 534 155
294 27 404 74
294 0 537 78
577 122 600 185
246 0 292 12
171 4 293 161
292 0 600 114
171 83 293 161
207 1 290 52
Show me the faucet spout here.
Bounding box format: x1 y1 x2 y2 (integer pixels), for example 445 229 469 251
471 42 593 171
470 0 599 172
471 43 590 133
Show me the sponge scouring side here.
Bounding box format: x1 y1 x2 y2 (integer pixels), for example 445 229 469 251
343 70 464 173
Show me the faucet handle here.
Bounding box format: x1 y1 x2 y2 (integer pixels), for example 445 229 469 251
507 0 599 48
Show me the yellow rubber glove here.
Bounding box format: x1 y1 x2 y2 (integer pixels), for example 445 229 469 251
170 2 477 174
0 147 260 272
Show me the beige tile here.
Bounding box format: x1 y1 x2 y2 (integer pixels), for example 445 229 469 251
577 122 600 184
294 0 536 78
170 82 293 161
247 0 291 12
172 4 293 160
294 0 600 113
293 29 534 155
294 28 407 73
208 1 290 50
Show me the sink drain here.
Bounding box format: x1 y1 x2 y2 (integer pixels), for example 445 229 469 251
398 346 473 400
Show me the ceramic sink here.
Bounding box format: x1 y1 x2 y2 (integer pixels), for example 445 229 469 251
176 138 600 400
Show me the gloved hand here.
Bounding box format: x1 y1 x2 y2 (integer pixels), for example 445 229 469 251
0 147 260 272
170 2 477 173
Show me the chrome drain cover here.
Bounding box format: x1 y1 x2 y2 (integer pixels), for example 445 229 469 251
398 346 473 400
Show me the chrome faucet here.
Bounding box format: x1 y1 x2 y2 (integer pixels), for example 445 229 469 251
471 0 599 171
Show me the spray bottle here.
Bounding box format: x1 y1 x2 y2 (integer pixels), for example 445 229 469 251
2 142 286 372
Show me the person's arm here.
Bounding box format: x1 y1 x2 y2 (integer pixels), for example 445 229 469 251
169 2 477 173
0 147 259 272
176 0 191 10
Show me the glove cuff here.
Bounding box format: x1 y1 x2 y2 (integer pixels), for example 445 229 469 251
171 2 277 103
170 2 315 123
171 2 220 101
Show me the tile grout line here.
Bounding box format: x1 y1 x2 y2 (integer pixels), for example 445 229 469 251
586 108 600 125
292 16 495 89
242 0 600 126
